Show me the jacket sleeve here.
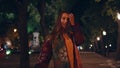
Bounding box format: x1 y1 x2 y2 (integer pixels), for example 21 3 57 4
36 39 52 67
72 23 85 46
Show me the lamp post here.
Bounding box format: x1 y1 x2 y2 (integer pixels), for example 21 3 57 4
101 30 107 56
96 36 100 53
116 12 120 61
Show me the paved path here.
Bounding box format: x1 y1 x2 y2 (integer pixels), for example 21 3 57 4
0 52 118 68
80 52 117 68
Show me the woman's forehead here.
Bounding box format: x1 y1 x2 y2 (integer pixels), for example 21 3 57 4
62 13 69 18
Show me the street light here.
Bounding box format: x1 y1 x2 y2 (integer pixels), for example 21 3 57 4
102 30 107 36
109 44 112 47
13 28 17 32
116 12 120 61
97 37 100 41
101 30 107 55
117 12 120 20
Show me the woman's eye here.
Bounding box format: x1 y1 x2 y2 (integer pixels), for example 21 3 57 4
62 18 65 20
67 18 69 21
62 17 68 21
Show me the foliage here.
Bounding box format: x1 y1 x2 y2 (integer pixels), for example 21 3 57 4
27 3 40 33
81 0 118 49
0 0 119 51
97 0 120 21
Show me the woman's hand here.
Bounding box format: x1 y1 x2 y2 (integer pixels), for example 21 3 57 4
69 13 75 26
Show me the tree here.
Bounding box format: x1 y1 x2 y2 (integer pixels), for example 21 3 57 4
27 4 40 33
36 0 48 38
80 0 118 51
101 0 120 61
0 0 30 67
15 0 29 68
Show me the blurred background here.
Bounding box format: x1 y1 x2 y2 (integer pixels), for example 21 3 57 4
0 0 120 68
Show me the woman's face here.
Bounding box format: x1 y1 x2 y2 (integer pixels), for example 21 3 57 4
61 13 69 28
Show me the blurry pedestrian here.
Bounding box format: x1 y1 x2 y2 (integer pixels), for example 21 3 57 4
35 11 84 68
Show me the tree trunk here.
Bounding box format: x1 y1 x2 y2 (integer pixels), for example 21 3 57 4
16 0 29 68
37 0 48 38
116 21 120 61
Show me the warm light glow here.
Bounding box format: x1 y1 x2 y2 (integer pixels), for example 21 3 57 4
6 41 12 46
14 28 17 32
90 44 93 47
97 37 100 41
117 12 120 20
102 30 107 36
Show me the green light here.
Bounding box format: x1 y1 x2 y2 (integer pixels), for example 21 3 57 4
6 50 11 55
28 51 32 54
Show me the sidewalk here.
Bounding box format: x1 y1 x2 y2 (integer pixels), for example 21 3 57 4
80 52 118 68
0 52 119 68
105 52 120 68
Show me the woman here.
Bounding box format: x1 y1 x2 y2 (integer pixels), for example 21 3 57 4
35 11 84 68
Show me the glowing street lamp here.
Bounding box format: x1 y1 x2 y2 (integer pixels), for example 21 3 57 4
14 28 17 32
90 44 93 47
97 37 100 41
79 46 83 50
102 30 107 36
109 44 112 47
117 12 120 20
116 12 120 61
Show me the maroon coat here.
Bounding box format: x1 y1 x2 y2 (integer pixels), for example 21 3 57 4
35 23 84 68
